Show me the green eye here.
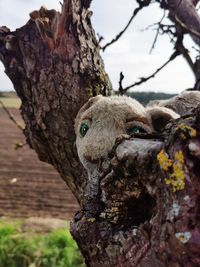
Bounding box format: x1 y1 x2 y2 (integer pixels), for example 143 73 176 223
127 126 146 135
80 123 89 137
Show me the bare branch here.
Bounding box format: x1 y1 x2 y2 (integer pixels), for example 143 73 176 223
118 51 180 94
167 0 200 46
141 12 176 52
96 33 104 45
149 10 166 53
192 0 199 5
118 72 125 95
81 0 92 8
175 25 196 74
0 99 26 150
14 142 28 150
101 0 152 51
0 100 24 131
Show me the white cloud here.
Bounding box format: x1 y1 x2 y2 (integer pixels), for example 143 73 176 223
91 0 195 93
0 0 196 93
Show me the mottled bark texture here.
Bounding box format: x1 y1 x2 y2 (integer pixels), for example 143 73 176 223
166 0 200 89
0 1 112 203
167 0 200 45
71 109 200 267
1 1 200 267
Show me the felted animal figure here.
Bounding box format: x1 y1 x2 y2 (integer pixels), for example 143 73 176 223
75 95 179 174
147 90 200 116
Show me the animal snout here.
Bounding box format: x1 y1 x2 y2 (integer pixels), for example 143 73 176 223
83 154 99 164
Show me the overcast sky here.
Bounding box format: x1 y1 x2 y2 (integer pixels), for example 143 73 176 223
0 0 196 93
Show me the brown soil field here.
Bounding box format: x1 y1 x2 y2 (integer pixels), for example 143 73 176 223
0 107 79 220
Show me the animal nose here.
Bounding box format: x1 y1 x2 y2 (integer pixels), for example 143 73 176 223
84 154 99 164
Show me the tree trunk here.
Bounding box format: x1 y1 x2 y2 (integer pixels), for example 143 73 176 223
0 1 200 266
166 0 200 89
167 0 200 46
0 0 112 204
70 109 200 266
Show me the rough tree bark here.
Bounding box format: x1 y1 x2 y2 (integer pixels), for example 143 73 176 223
0 1 200 266
165 0 200 89
0 0 112 204
71 112 200 266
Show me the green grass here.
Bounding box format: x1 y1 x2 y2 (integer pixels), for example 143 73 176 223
0 220 85 267
0 97 21 108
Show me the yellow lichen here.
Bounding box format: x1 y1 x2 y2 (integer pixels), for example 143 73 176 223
86 87 93 97
157 150 185 192
176 123 197 140
87 217 96 223
157 150 172 171
80 216 96 222
174 150 184 164
165 163 185 192
99 73 106 82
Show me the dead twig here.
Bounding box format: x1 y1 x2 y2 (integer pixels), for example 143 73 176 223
101 0 152 51
175 26 195 74
118 50 180 94
0 100 24 131
149 10 166 53
14 142 28 150
118 72 125 95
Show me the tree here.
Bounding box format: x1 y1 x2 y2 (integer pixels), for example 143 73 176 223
101 0 200 93
0 0 200 266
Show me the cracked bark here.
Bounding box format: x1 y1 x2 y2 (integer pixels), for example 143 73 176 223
0 1 200 266
71 110 200 267
0 1 112 204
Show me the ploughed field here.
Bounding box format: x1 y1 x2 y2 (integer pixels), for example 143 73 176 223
0 107 79 219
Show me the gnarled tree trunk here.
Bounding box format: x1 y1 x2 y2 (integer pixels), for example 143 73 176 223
71 111 200 266
0 0 112 204
0 1 200 266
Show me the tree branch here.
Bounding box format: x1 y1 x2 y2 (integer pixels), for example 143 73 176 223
175 25 196 74
149 11 166 53
101 0 152 51
0 0 112 204
0 100 24 131
167 0 200 46
118 50 180 94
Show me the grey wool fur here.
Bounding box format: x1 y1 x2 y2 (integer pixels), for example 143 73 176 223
74 95 180 174
147 90 200 116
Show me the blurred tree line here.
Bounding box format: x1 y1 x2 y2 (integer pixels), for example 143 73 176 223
126 91 176 105
0 90 175 105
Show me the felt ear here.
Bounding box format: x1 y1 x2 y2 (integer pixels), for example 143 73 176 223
74 95 103 133
147 106 180 132
78 95 103 115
